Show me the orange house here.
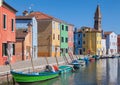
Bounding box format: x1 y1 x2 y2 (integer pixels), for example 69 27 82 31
0 1 17 65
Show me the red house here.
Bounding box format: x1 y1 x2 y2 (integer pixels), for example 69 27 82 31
0 0 17 65
117 35 120 53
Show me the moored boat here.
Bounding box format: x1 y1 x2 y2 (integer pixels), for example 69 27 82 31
71 60 80 69
58 65 73 73
11 70 59 83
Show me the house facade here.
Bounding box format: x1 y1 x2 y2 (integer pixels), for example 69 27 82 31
104 32 117 55
68 24 74 55
16 16 38 59
15 24 32 61
101 38 106 55
117 35 120 53
74 28 83 55
28 12 61 57
82 27 102 55
60 23 68 56
0 1 17 65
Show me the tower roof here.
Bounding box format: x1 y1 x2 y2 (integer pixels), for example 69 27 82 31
94 5 101 18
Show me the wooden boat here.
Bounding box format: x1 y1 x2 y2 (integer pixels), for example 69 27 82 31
11 70 59 83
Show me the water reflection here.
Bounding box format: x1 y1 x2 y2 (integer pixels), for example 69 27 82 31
17 58 120 85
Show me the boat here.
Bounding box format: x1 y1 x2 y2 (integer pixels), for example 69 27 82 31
92 55 100 60
89 57 95 61
11 70 59 83
58 65 73 73
78 60 86 66
71 60 80 69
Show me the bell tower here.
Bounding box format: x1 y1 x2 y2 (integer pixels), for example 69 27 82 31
94 5 102 31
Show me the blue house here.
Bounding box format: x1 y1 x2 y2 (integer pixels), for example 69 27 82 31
74 28 83 55
16 15 38 59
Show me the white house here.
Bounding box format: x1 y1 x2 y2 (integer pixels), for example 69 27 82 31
101 38 106 55
104 32 117 55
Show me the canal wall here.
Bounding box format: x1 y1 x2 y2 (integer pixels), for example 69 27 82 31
0 55 81 84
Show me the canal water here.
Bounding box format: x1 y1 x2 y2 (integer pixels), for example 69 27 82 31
17 58 120 85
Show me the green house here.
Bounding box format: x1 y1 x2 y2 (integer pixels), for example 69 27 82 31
60 23 68 56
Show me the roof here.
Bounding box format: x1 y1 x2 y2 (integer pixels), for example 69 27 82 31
77 29 82 33
104 31 113 35
16 16 33 20
16 29 28 39
3 1 17 12
81 26 101 33
28 11 69 24
28 12 53 20
118 35 120 38
94 5 101 18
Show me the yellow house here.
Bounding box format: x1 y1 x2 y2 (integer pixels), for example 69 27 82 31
81 27 102 55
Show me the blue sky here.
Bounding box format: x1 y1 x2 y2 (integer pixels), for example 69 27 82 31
5 0 120 34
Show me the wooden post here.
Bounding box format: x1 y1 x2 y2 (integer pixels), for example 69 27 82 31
64 51 69 64
6 72 9 85
30 54 34 72
55 47 59 66
45 56 49 65
7 48 12 71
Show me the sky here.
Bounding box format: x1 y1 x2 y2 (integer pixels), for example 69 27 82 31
5 0 120 34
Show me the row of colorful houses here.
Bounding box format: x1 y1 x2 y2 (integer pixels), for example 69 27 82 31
74 5 118 56
0 1 74 65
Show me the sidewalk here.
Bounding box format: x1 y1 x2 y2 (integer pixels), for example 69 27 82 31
0 56 73 75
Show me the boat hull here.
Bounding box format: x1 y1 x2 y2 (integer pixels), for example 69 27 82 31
11 71 59 83
59 65 73 73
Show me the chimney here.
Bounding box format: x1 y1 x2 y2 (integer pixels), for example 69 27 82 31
27 22 32 32
23 10 28 16
0 0 3 7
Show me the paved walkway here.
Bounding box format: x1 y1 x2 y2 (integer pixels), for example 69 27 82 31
0 56 79 75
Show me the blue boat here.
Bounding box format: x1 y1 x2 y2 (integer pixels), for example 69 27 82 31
71 60 80 69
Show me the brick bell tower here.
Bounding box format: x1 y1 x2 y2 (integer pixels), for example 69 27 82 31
94 5 102 31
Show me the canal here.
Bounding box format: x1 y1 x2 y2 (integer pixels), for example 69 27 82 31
15 58 120 85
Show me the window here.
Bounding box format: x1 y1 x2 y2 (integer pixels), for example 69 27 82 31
66 48 68 53
62 25 64 30
60 48 63 53
58 35 60 40
53 34 55 40
83 48 85 52
65 38 68 43
78 41 80 45
52 46 55 52
2 43 7 56
2 43 15 56
13 44 15 55
11 19 14 31
66 26 68 31
78 34 80 37
52 21 55 29
83 41 85 44
61 37 64 42
83 34 85 37
3 14 7 29
58 23 60 30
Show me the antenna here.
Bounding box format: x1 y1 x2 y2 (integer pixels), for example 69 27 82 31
28 4 34 13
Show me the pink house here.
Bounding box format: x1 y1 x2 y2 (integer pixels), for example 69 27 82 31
68 24 74 55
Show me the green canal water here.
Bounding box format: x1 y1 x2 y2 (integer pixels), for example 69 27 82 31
10 58 120 85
